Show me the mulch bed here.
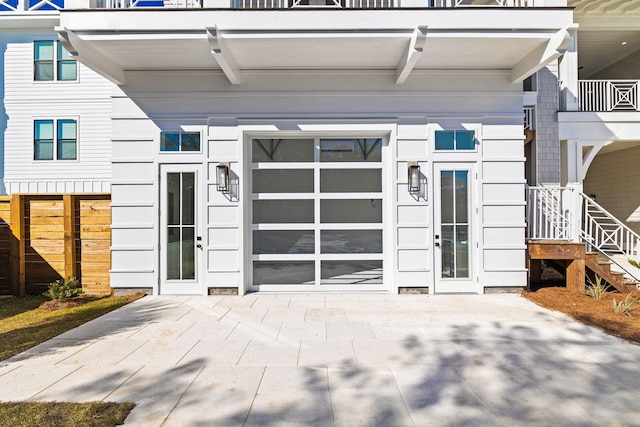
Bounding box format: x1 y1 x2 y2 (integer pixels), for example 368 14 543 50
523 287 640 344
38 297 93 312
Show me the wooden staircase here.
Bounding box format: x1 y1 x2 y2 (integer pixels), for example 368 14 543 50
585 252 637 293
527 241 638 293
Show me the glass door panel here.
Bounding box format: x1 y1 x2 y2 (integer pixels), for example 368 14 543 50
161 165 202 294
434 164 476 293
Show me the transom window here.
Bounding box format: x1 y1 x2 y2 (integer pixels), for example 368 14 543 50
160 132 201 152
435 130 476 151
34 41 77 81
34 119 77 161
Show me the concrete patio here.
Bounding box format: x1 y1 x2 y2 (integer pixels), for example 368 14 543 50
1 293 640 426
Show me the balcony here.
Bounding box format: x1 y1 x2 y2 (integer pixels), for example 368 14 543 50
0 0 565 11
578 80 640 112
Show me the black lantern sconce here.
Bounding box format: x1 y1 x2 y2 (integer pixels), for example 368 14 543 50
216 163 230 193
408 161 420 195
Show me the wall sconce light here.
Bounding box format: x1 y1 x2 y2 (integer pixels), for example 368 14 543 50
216 163 230 193
408 162 420 195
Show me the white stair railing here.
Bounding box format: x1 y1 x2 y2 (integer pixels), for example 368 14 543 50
526 187 640 282
580 193 640 262
526 186 575 241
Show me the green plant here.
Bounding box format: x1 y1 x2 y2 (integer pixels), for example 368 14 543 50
43 277 82 300
629 259 640 269
586 274 607 301
611 293 636 317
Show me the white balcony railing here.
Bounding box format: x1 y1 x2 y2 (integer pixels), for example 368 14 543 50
431 0 537 6
0 0 559 10
524 106 535 131
578 80 640 112
0 0 64 10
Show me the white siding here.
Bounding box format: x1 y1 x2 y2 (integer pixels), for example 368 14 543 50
109 69 527 293
2 30 114 194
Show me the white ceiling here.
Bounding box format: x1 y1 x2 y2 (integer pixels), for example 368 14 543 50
569 0 640 78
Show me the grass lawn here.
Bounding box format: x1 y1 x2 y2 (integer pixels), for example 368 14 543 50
0 293 144 426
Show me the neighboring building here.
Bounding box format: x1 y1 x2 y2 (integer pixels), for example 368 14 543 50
2 0 637 296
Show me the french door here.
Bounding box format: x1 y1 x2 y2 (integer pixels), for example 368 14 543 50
249 137 386 291
160 164 203 294
433 163 477 293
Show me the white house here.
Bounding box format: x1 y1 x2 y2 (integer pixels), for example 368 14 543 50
5 0 637 296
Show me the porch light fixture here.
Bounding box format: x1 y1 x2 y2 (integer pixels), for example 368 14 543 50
408 162 420 195
216 163 230 193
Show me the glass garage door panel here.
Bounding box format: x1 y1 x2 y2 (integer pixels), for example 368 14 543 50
252 138 314 162
252 200 314 223
250 137 384 290
320 169 382 193
253 261 315 284
321 261 383 285
320 199 382 223
253 230 315 254
253 169 313 193
321 230 382 253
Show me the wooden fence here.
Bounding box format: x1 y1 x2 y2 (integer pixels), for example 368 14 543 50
0 194 111 296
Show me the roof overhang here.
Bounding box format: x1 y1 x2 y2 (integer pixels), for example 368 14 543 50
57 8 575 86
0 13 59 29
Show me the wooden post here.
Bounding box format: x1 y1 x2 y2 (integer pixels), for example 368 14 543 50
566 258 586 293
63 194 77 280
9 194 25 296
528 257 542 288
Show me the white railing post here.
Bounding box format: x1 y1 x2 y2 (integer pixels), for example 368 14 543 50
566 183 581 242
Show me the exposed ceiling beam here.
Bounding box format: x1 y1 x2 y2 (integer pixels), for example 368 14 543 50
510 26 576 84
395 26 428 85
207 26 241 85
56 27 125 85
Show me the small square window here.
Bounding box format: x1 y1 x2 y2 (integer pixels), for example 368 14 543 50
161 131 201 152
181 132 201 151
456 131 476 150
161 132 180 151
434 131 455 150
435 130 476 151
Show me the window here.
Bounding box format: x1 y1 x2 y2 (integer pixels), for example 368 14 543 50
161 132 201 152
434 130 476 151
34 41 77 81
34 119 77 160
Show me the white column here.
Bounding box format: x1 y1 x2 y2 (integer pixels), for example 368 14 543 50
560 139 579 186
558 28 579 112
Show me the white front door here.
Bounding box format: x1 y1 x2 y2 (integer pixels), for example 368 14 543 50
160 164 203 294
433 163 477 293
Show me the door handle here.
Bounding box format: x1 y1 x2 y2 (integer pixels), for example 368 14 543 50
435 242 440 247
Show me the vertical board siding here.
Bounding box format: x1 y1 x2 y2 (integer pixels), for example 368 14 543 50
78 198 111 294
25 199 65 294
3 32 114 194
0 197 11 294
